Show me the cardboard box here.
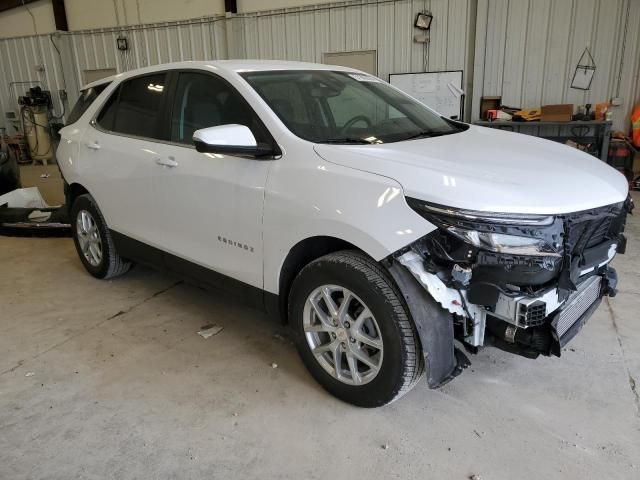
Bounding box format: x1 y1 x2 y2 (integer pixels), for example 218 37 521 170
480 96 501 120
18 165 64 205
541 104 573 122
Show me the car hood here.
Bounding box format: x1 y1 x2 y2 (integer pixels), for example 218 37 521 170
313 125 628 215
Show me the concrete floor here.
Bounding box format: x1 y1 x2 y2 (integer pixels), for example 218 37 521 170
1 195 639 480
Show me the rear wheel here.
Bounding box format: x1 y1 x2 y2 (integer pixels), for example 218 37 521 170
71 194 131 279
289 251 423 407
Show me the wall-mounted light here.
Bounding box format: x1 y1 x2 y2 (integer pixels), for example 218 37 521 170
116 36 128 51
414 12 433 30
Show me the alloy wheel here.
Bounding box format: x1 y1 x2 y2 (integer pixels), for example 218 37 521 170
303 285 384 385
76 210 103 267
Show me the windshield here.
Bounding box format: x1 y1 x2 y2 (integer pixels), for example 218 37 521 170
241 70 465 144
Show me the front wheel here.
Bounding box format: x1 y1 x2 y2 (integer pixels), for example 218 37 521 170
289 251 423 407
71 194 131 279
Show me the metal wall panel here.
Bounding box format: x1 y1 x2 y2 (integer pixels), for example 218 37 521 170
0 34 69 129
235 0 475 85
1 0 476 127
473 0 640 132
67 16 227 80
3 0 638 133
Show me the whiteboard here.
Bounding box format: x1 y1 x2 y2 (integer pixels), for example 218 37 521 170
389 71 463 119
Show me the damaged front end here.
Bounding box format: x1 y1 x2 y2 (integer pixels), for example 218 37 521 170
388 196 632 386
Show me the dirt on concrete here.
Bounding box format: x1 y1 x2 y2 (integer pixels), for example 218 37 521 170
1 193 639 479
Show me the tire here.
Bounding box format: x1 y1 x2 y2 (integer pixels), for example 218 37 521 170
289 250 424 407
70 194 131 279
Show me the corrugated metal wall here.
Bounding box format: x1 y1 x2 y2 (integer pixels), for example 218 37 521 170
0 0 477 128
2 0 639 132
472 0 640 132
67 16 228 83
0 33 70 130
0 15 228 129
235 0 475 80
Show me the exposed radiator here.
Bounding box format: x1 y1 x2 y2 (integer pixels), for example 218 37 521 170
554 276 601 338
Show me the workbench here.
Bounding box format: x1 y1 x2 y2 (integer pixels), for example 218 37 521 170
473 120 612 162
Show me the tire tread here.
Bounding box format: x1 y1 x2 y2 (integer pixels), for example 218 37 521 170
292 250 424 405
73 194 131 279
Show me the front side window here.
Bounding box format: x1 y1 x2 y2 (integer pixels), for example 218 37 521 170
241 70 465 144
96 73 167 139
170 72 270 146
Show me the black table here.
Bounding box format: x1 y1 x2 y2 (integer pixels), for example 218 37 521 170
474 120 612 162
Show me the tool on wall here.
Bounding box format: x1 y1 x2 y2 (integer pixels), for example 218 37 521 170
571 47 596 90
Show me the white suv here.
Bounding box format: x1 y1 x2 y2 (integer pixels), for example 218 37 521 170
57 60 631 407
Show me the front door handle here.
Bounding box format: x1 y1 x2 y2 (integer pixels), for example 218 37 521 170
156 157 178 168
84 141 100 150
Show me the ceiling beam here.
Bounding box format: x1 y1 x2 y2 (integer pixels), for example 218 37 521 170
224 0 237 14
51 0 67 30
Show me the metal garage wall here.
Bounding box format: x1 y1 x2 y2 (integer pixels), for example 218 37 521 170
0 33 71 129
1 1 477 126
67 15 228 85
0 16 228 129
232 0 477 117
472 0 640 132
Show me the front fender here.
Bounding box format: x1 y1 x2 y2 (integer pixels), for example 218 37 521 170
263 146 435 294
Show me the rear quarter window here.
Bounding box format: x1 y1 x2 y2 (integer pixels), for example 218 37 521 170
65 83 110 125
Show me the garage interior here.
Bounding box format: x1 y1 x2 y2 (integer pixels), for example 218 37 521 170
1 0 640 478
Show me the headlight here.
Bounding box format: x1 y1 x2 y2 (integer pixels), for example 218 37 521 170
447 226 561 257
408 200 555 226
406 198 562 257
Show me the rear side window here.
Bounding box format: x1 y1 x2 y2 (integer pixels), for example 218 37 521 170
66 83 109 125
96 73 167 139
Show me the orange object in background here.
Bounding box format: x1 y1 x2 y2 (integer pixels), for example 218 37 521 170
595 102 609 121
632 104 640 147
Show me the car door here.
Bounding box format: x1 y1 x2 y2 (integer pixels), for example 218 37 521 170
152 70 275 292
82 72 169 254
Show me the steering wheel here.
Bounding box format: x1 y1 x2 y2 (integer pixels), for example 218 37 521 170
340 115 372 134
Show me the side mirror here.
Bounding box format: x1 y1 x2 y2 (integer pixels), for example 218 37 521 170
192 124 275 158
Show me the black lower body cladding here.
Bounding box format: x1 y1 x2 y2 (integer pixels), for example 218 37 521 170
387 260 469 388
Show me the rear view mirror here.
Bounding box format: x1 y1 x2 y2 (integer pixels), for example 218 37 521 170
193 124 276 158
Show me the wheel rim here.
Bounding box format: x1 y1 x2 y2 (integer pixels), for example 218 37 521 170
303 285 383 386
76 210 103 267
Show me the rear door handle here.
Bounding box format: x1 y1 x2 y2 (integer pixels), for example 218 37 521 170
155 157 178 168
84 141 100 150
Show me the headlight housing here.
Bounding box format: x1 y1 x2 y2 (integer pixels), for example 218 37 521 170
407 198 563 257
446 226 561 257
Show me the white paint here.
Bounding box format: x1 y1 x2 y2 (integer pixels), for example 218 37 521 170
314 124 628 215
193 124 257 147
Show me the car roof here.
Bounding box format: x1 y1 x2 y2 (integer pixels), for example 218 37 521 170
80 59 361 90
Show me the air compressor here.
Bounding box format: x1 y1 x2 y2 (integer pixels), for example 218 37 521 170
18 86 54 164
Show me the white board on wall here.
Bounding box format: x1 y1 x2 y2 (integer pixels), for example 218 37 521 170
389 71 464 119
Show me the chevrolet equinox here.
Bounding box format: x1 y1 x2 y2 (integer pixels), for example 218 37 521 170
57 61 632 407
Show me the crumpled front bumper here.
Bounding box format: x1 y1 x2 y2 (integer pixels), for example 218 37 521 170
484 266 617 358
